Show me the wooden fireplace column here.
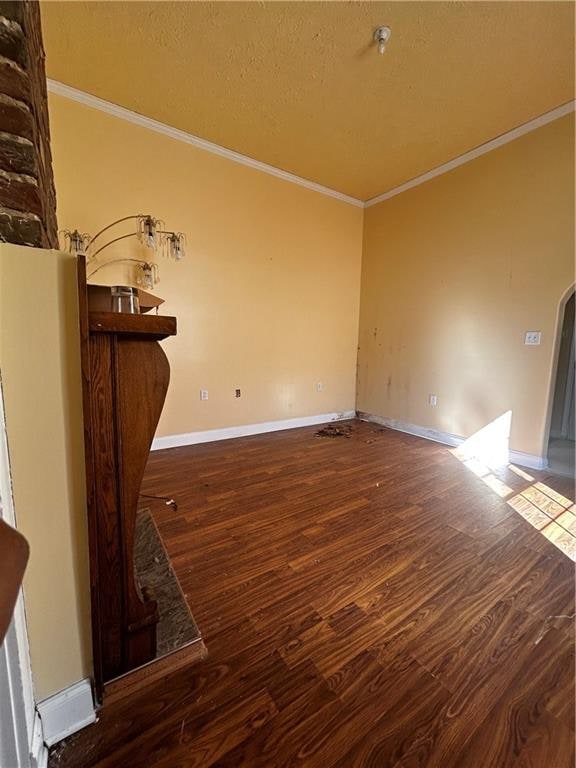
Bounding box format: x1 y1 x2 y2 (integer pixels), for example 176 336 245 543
78 262 177 698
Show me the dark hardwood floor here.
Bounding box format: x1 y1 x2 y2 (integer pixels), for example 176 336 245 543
50 420 575 767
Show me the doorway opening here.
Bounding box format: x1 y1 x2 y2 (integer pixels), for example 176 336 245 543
547 291 575 477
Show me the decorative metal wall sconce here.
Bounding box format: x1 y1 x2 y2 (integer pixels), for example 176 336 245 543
60 214 186 288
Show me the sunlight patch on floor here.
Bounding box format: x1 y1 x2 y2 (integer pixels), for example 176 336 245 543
452 411 512 469
451 413 576 561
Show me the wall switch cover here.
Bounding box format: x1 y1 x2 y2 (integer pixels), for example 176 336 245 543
200 389 209 400
524 331 542 345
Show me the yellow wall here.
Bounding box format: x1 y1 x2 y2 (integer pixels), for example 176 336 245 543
29 93 572 701
48 94 363 438
357 114 575 458
0 245 91 700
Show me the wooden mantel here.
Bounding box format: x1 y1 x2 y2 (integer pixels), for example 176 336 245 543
88 311 176 339
78 261 177 699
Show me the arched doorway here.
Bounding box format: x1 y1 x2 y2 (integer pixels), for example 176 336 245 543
547 290 575 476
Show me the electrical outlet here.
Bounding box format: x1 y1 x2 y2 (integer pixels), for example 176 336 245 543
235 388 241 398
429 394 438 406
524 331 542 346
316 382 324 392
200 389 209 401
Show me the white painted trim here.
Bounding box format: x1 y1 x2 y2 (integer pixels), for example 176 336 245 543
47 81 574 210
0 380 42 768
30 713 48 768
358 411 462 448
47 81 574 209
508 450 548 472
46 79 363 209
0 624 31 768
152 410 356 450
357 411 547 470
365 101 576 207
36 679 96 748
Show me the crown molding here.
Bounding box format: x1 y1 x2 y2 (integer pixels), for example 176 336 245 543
46 79 364 208
365 100 576 208
47 80 574 210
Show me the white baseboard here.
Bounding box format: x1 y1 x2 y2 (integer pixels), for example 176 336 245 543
30 711 48 768
36 679 96 748
357 411 547 471
508 450 548 471
152 410 357 450
358 412 463 449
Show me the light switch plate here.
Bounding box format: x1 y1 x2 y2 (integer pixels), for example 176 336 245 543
524 331 542 346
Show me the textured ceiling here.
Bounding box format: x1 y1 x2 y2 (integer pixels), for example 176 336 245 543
41 1 575 201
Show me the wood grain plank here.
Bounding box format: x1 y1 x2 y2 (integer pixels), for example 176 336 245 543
49 420 574 768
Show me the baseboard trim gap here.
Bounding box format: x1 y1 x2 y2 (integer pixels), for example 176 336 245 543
152 410 357 450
